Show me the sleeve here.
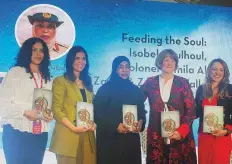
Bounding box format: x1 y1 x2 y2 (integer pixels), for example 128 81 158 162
224 113 232 132
137 89 147 131
177 80 196 139
93 84 119 133
224 85 232 131
51 77 67 123
224 124 232 133
0 67 27 119
195 86 202 118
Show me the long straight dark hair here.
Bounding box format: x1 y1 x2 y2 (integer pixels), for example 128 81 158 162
15 37 51 83
64 46 93 92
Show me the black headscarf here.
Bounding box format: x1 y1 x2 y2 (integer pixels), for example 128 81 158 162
107 56 130 82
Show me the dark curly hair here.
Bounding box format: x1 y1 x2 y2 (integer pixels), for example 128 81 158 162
64 46 93 92
15 37 51 83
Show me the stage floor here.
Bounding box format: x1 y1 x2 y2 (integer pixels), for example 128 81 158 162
0 148 197 164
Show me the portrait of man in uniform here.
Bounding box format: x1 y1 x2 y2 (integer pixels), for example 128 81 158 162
15 4 75 60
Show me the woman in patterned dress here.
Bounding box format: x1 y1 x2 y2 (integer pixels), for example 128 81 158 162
141 49 197 164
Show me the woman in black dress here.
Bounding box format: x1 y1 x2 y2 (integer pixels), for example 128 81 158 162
94 56 147 164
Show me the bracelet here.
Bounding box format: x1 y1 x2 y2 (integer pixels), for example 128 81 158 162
224 128 231 136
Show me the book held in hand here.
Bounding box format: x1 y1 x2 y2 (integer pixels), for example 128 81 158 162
76 102 94 129
161 111 180 137
203 105 224 133
122 105 138 131
32 88 53 118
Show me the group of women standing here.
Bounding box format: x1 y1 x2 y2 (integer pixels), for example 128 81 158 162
0 37 231 164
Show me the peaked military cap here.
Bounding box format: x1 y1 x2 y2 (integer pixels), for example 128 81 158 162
27 12 64 27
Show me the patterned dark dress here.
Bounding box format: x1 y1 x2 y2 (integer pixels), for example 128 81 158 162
141 75 197 164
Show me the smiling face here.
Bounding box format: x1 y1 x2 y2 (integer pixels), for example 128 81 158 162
72 52 86 73
33 21 56 44
161 55 176 74
209 61 224 83
116 61 130 79
31 42 44 65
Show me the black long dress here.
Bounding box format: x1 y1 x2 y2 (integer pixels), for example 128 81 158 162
94 78 146 164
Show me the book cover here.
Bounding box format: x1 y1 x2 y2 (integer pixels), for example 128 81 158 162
161 111 180 137
203 105 224 133
32 88 53 118
76 102 94 129
122 105 138 131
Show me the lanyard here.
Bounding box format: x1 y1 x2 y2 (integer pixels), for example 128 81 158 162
32 73 43 88
32 72 43 134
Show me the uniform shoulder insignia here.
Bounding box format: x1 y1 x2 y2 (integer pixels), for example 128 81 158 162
55 42 69 49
